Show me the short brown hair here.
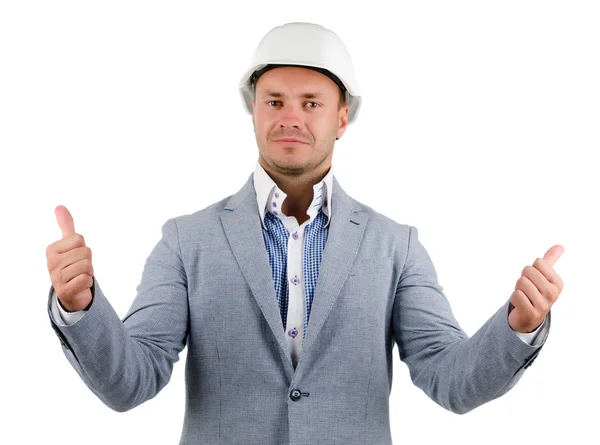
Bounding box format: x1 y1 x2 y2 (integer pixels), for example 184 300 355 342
338 88 346 109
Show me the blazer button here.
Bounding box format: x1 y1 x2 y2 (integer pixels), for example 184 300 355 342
290 389 301 402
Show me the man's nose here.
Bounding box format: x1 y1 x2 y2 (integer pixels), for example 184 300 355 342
278 104 303 129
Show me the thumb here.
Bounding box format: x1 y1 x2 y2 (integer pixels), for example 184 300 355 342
543 244 565 266
55 205 76 238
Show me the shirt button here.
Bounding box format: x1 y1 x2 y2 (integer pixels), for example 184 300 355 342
291 275 299 286
274 192 280 198
290 389 301 402
288 327 298 338
292 231 298 240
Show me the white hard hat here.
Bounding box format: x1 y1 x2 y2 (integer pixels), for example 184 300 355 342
239 22 362 124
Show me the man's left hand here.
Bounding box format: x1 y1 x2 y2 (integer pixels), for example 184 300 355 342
508 244 565 333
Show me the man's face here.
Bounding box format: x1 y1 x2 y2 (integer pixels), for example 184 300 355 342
252 66 349 178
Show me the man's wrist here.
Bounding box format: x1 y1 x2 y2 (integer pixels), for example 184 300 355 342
57 296 93 312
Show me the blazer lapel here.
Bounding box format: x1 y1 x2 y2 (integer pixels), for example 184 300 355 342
220 174 294 373
220 173 368 375
296 177 368 370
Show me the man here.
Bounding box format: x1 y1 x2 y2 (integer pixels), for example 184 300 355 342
46 22 564 444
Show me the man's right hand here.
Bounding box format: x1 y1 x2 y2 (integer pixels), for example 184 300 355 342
46 205 94 312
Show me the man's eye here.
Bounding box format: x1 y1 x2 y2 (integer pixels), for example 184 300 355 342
268 100 282 106
305 102 319 108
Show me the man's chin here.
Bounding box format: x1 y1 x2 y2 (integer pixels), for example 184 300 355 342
271 160 308 176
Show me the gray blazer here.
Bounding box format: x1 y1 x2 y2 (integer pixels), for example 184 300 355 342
48 174 546 445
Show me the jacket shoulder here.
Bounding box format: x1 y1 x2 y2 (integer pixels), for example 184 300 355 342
350 195 413 237
161 194 236 246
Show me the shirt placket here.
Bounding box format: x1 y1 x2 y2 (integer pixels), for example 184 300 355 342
285 222 305 367
269 182 323 368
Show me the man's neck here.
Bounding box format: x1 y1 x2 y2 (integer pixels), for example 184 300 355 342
259 158 330 225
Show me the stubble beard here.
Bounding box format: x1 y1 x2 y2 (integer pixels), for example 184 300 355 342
260 139 333 179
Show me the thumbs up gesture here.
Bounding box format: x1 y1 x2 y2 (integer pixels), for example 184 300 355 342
508 245 565 333
46 205 94 312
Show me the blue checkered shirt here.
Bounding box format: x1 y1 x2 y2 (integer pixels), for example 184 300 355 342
261 209 329 340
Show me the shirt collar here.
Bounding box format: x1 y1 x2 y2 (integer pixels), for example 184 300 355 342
253 161 333 229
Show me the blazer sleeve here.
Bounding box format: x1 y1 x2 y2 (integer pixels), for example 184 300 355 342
47 218 189 412
392 225 549 414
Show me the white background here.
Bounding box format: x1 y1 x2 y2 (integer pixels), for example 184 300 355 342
1 1 598 444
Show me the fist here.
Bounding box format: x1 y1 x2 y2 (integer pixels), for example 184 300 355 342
46 205 94 312
508 244 565 333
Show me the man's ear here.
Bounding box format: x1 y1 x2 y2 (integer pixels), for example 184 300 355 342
336 105 349 140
